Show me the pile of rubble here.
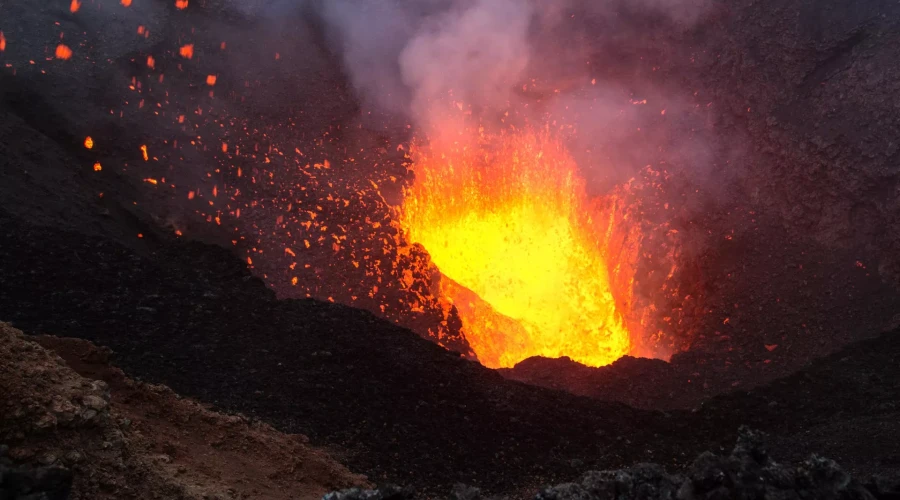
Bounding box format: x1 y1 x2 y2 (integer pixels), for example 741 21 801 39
0 322 366 499
326 428 900 500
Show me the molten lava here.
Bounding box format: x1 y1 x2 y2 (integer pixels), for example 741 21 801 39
399 127 639 368
55 44 73 60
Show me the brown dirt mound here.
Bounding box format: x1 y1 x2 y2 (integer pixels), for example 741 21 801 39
0 322 368 499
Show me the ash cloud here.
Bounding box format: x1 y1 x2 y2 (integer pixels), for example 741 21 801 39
307 0 712 110
398 0 533 131
277 0 719 186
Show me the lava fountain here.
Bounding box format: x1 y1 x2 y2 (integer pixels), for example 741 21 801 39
399 125 642 368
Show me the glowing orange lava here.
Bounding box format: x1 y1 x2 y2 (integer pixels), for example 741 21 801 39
55 44 73 60
399 126 640 368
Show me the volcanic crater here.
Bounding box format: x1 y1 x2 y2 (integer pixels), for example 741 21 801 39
1 0 900 497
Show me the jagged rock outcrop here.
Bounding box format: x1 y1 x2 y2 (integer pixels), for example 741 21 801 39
327 428 900 500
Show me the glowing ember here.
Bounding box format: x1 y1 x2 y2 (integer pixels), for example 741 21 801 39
55 44 73 60
179 44 193 59
93 162 102 171
140 145 149 161
83 136 93 149
121 0 132 7
0 32 6 52
175 0 188 9
206 74 217 86
399 127 637 368
147 56 155 69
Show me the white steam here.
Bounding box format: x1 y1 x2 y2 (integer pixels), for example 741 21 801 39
398 0 532 131
308 0 711 138
235 0 717 187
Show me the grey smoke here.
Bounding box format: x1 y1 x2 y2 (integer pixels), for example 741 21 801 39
228 0 715 171
398 0 533 131
306 0 711 134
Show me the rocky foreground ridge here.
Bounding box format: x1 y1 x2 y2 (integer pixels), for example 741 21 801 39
0 322 366 499
326 428 900 500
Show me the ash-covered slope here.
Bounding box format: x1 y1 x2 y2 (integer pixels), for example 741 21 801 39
500 312 900 415
0 322 365 499
504 323 900 481
682 0 900 278
0 211 683 495
498 355 683 410
3 204 900 495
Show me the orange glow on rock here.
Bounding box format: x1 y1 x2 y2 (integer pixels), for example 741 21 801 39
179 44 193 59
55 44 73 60
399 126 640 368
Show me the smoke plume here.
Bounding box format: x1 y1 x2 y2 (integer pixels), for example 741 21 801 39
297 0 716 186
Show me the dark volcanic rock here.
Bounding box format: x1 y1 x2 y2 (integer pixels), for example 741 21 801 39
323 485 416 500
539 428 878 500
498 356 677 410
537 464 681 500
864 476 900 500
336 428 889 500
0 446 72 500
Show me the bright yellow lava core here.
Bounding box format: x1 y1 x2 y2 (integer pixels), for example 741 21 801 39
399 127 636 368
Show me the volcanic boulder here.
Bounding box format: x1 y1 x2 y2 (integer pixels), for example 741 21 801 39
328 427 898 500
